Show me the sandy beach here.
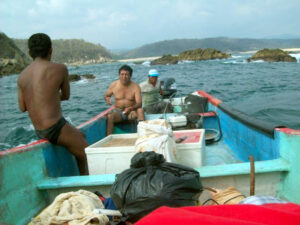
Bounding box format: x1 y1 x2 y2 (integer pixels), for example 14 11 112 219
117 56 160 62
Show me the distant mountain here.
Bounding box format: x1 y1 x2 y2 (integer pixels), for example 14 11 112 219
13 38 113 65
121 37 300 58
0 33 31 76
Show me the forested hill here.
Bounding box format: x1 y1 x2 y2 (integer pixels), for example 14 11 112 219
14 38 112 64
0 33 31 76
121 37 300 58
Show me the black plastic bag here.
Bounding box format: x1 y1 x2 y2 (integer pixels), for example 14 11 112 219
110 151 203 223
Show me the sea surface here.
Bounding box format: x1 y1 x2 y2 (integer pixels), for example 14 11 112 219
1 53 300 151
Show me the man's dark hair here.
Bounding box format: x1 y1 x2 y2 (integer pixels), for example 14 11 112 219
28 33 52 59
119 65 133 77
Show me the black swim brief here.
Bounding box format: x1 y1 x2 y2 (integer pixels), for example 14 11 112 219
35 117 67 144
111 108 127 120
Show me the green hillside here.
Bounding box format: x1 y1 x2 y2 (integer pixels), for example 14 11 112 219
0 33 31 76
121 37 300 58
14 38 112 64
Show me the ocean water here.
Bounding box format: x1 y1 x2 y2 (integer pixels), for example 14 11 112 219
1 53 300 150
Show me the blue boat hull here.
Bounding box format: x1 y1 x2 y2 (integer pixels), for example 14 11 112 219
1 91 300 225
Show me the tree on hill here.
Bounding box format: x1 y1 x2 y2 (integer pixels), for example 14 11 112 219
0 33 31 76
121 37 300 58
13 38 112 64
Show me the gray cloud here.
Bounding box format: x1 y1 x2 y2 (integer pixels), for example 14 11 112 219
1 0 300 49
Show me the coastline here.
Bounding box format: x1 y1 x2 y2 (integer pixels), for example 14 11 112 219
240 48 300 54
117 56 160 62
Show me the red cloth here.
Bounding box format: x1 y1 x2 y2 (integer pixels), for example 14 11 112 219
135 203 300 225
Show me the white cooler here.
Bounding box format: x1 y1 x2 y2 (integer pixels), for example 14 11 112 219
85 129 205 175
85 133 137 175
173 129 205 168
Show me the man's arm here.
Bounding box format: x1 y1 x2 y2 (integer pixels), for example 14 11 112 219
17 81 27 112
60 65 70 101
104 82 115 105
124 85 142 114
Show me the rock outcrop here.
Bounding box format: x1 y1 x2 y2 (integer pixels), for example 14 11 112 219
150 54 178 65
150 48 231 65
69 74 95 82
0 33 31 76
178 48 231 61
247 48 297 62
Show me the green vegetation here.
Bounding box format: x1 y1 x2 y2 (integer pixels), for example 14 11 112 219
13 38 112 64
0 33 30 76
121 37 300 58
151 48 230 65
248 48 297 62
178 48 231 60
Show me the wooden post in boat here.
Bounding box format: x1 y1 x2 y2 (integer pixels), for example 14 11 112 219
249 156 255 196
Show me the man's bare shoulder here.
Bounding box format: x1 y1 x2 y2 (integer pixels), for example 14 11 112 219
130 81 141 90
48 62 68 73
109 80 119 88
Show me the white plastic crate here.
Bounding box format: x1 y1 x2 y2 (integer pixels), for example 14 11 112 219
85 133 137 175
173 129 205 168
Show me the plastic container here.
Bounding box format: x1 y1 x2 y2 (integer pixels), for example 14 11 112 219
168 115 187 128
85 133 137 175
173 129 205 168
85 129 205 174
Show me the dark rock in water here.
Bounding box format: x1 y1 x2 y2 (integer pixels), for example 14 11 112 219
247 48 297 62
0 33 31 76
178 48 231 61
82 74 95 79
151 54 179 65
133 61 144 65
69 73 95 82
69 74 81 82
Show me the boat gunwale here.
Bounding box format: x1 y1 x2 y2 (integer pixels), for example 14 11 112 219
37 158 290 190
0 106 114 156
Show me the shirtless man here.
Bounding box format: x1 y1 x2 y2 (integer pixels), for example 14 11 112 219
104 65 144 135
17 33 88 175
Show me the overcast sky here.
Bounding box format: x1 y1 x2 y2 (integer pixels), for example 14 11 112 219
1 0 300 50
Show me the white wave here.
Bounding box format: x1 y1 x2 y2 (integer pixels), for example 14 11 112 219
24 124 34 131
251 60 264 63
142 61 151 66
290 53 300 62
223 59 247 64
74 79 89 85
0 142 11 148
15 138 37 148
178 60 194 64
65 116 74 125
231 55 243 59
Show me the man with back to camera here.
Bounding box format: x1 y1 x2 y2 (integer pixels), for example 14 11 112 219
140 69 172 114
104 65 145 135
17 33 88 175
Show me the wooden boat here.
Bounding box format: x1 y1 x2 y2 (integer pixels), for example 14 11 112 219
1 90 300 225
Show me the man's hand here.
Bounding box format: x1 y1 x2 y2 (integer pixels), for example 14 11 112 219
105 96 112 105
123 106 133 115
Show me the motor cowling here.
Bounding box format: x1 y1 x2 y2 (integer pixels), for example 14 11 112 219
160 77 177 98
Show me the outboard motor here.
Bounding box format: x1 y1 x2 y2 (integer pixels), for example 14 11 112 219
160 78 177 98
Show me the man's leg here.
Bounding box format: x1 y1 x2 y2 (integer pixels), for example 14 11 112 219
57 123 89 175
136 108 145 121
106 111 123 135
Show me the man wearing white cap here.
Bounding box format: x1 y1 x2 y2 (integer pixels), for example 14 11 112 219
140 69 172 114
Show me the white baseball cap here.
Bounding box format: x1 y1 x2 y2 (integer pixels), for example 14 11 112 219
148 69 159 77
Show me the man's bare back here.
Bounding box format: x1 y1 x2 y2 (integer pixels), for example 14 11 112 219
18 33 88 175
18 59 69 130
